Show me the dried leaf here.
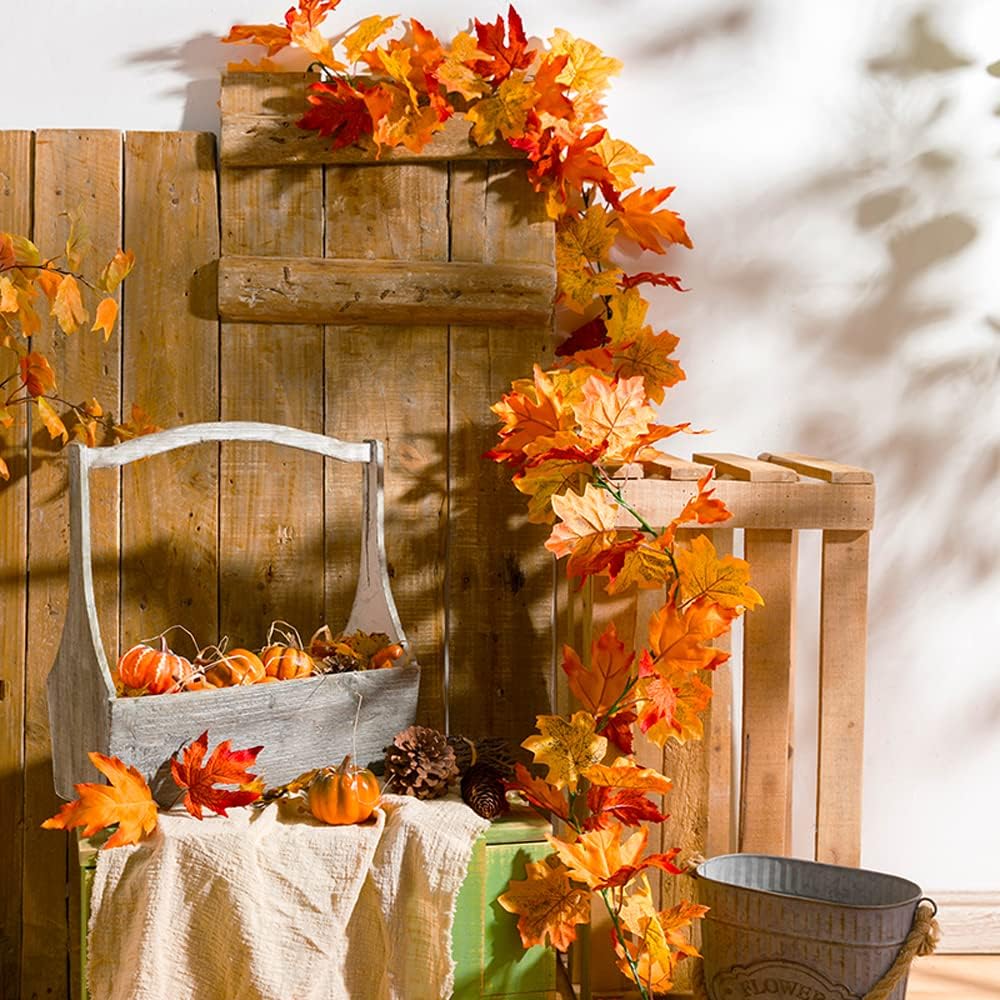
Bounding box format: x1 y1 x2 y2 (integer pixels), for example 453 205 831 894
19 352 56 397
113 403 162 442
98 249 135 293
91 297 118 341
170 731 264 820
51 274 87 334
36 397 68 444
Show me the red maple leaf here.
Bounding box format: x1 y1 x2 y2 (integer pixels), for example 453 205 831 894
555 316 608 357
472 5 533 83
601 709 637 755
298 79 374 148
597 847 683 889
170 731 263 820
620 272 688 292
584 784 669 831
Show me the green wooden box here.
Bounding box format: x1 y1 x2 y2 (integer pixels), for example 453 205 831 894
79 808 556 1000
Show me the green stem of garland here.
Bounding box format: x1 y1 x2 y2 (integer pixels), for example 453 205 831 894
600 887 650 1000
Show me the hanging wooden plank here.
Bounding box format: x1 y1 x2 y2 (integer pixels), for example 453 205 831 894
121 132 220 654
219 74 521 167
615 478 874 531
219 79 327 647
759 452 874 484
815 529 869 866
324 160 449 730
447 162 554 742
739 529 797 854
0 129 32 1000
217 255 555 326
25 128 122 1000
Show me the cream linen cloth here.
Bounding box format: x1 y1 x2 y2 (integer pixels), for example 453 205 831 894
87 794 490 1000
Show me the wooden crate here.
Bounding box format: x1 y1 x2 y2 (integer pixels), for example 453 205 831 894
48 422 419 801
556 451 876 994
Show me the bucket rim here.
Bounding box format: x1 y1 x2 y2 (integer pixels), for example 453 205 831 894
695 853 923 911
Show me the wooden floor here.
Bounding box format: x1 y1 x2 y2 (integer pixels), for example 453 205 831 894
906 955 1000 998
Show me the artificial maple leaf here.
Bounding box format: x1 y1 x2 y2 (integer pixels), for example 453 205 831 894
604 287 648 344
532 53 574 121
374 45 420 107
170 731 264 820
113 403 162 442
561 621 633 715
556 316 608 357
573 374 655 461
98 249 135 294
675 534 763 611
648 597 735 676
600 846 683 889
637 650 714 745
36 397 67 444
42 751 158 849
620 271 687 292
514 455 594 524
582 757 673 795
471 4 533 83
225 57 283 73
602 709 636 755
605 535 675 596
614 329 684 405
522 711 608 791
488 365 573 467
19 352 56 397
547 823 647 889
91 297 118 341
584 785 669 831
498 855 591 952
299 79 374 148
0 233 15 270
52 274 87 334
505 762 570 821
467 72 539 145
405 19 448 77
435 31 492 99
368 82 447 153
545 482 622 572
661 470 731 545
222 23 295 56
548 28 623 122
518 127 616 219
555 206 622 311
285 0 345 67
615 186 692 254
342 14 397 63
595 135 653 191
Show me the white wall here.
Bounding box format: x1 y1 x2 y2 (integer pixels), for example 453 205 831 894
5 0 998 896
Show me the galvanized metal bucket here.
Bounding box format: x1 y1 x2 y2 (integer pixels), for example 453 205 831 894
695 854 925 1000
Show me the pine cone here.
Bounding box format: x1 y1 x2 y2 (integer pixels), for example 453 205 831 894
447 736 516 779
315 652 362 674
384 725 458 800
461 763 509 820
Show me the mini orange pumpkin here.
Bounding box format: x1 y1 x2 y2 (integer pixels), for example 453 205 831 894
308 756 381 825
262 620 315 679
370 643 405 669
204 647 267 687
115 636 193 696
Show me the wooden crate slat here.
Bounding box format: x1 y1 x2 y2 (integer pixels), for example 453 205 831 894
218 106 326 644
759 451 874 484
447 161 554 741
739 528 797 854
611 453 713 481
324 160 450 730
122 132 220 653
617 478 874 531
815 529 869 867
693 451 799 482
0 129 32 1000
25 128 123 1000
217 256 555 326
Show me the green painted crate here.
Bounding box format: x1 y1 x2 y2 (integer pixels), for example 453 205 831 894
79 809 557 1000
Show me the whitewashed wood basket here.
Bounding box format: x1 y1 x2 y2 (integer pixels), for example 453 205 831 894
47 421 420 801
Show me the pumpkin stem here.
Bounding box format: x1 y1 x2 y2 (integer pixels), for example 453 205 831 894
338 754 353 775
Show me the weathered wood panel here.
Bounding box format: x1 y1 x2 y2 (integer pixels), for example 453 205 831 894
0 129 32 1000
815 529 869 866
324 161 450 730
25 129 123 1000
759 451 875 484
121 132 220 653
217 255 555 326
447 162 555 741
219 85 326 647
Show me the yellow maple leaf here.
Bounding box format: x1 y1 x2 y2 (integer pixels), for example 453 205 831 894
548 28 623 107
556 206 621 311
497 855 591 952
343 14 397 63
582 757 673 796
467 71 539 145
436 30 492 99
675 534 763 611
606 536 675 595
514 455 594 524
36 397 67 444
51 274 87 334
604 287 649 344
573 373 655 462
42 751 158 849
522 711 608 791
0 276 18 313
594 135 653 190
548 823 647 889
375 44 419 107
545 482 620 560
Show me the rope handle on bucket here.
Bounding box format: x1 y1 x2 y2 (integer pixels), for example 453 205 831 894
688 897 939 1000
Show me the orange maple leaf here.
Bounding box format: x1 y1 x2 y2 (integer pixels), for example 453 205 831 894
170 731 263 820
614 186 692 254
661 470 732 545
675 533 763 611
637 650 714 746
36 397 67 444
561 621 634 715
582 757 673 795
545 482 621 567
489 365 573 467
648 598 736 676
547 823 679 891
42 752 158 849
505 763 570 821
498 855 591 952
573 373 655 461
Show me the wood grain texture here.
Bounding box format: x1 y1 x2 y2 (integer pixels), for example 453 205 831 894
815 529 869 866
931 893 1000 953
693 452 798 482
26 128 122 1000
0 129 32 1000
122 132 220 655
447 161 555 742
758 452 874 484
616 479 875 531
324 161 449 730
739 529 797 855
217 255 555 326
219 102 326 647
